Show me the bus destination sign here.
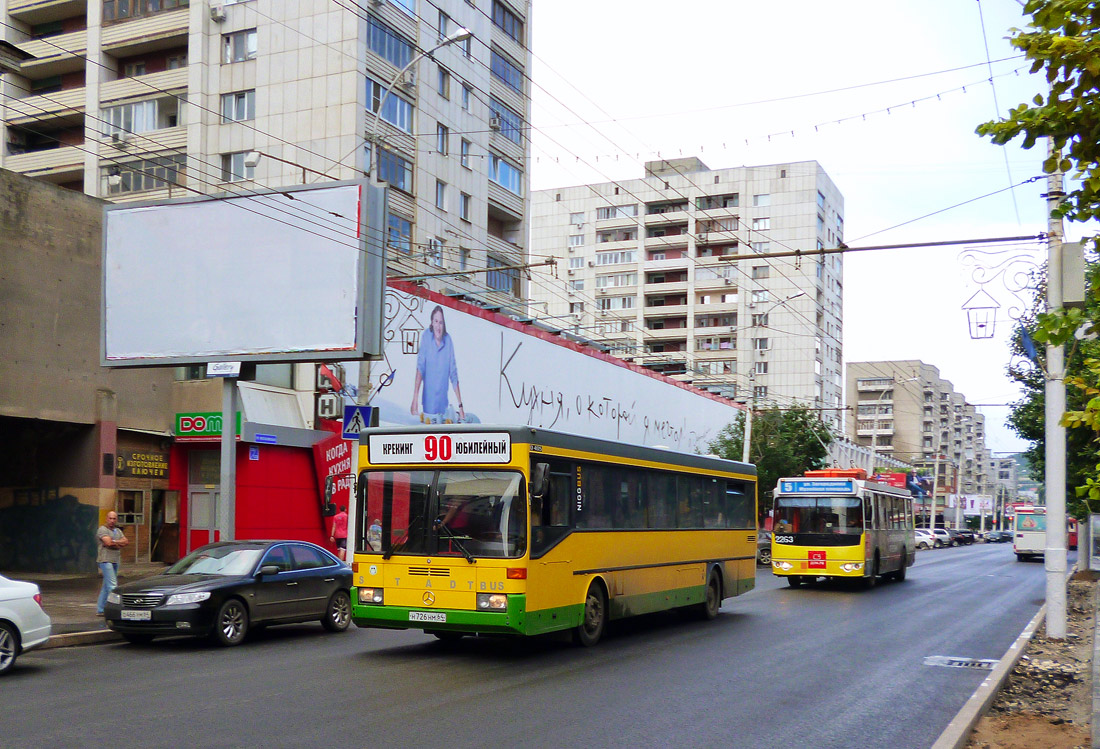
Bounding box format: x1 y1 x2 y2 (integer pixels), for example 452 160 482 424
369 432 512 465
779 478 856 495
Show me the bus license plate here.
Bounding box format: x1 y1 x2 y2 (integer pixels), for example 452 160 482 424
121 609 151 621
409 611 446 623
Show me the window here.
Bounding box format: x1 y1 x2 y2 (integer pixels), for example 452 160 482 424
459 247 469 270
438 10 452 42
596 295 635 311
697 193 738 210
695 336 735 351
754 386 768 400
366 75 412 132
438 67 451 99
123 61 146 77
596 205 638 220
751 265 769 279
753 193 770 207
595 228 637 243
220 90 255 122
568 234 584 247
167 53 187 69
489 153 522 195
221 152 254 182
492 0 524 43
490 48 524 93
223 29 257 63
102 99 158 136
387 213 412 253
569 256 585 269
751 314 769 327
595 272 636 288
427 238 444 267
461 84 471 111
752 241 770 253
436 122 449 155
752 217 770 231
103 0 189 22
750 290 769 304
435 179 446 210
460 192 471 221
569 212 584 225
374 146 413 192
104 155 185 195
570 302 584 314
460 138 470 168
755 361 768 374
488 255 520 295
489 97 522 143
817 190 826 209
368 16 413 68
753 338 769 350
570 280 585 291
595 250 636 265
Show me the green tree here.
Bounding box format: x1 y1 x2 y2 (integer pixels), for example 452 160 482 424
976 0 1100 515
709 406 833 522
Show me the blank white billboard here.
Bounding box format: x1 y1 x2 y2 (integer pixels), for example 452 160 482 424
102 181 385 366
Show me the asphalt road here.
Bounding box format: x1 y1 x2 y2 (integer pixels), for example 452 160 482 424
2 543 1055 749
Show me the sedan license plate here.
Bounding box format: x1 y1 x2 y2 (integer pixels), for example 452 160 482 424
409 611 446 623
121 609 152 621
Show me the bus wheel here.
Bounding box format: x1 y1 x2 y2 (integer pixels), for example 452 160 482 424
787 576 803 588
894 556 907 582
695 570 721 620
573 582 607 647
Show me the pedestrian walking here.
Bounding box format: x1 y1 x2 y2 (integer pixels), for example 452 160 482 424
96 511 128 616
330 505 349 561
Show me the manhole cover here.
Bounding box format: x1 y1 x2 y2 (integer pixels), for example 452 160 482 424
924 655 998 670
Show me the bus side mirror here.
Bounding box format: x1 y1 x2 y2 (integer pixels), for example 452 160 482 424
530 462 550 503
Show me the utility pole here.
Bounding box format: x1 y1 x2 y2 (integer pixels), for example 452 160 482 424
1044 144 1068 639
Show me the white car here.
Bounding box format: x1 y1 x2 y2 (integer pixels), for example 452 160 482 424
0 575 52 675
915 529 936 550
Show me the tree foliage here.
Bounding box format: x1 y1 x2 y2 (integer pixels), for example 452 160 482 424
977 0 1100 516
709 406 832 521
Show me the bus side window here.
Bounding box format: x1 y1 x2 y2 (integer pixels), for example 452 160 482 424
531 459 573 557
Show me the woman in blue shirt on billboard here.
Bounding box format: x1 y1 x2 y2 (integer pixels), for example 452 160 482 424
410 305 466 423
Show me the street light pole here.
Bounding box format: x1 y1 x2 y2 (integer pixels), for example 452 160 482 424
347 26 474 558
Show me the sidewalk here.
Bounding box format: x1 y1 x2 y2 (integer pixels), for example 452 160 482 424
8 562 169 646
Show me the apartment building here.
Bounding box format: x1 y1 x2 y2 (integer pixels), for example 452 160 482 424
846 360 995 520
1 0 531 305
530 158 846 431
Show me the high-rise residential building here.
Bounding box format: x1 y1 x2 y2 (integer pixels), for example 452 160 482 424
530 158 846 431
1 0 531 305
846 360 995 520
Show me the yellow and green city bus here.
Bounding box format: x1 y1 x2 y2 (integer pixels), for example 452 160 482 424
349 425 758 646
770 469 914 589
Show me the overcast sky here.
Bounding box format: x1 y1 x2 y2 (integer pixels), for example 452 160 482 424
525 0 1096 457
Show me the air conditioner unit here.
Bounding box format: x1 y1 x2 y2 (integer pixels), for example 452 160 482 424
723 278 732 285
210 2 227 21
567 246 575 254
400 70 416 89
488 115 502 131
110 131 130 147
567 269 574 276
567 290 576 297
587 260 595 267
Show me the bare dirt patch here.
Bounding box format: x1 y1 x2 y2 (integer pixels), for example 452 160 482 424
967 571 1095 749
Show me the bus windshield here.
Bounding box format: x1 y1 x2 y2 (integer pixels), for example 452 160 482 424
773 496 863 535
361 469 527 559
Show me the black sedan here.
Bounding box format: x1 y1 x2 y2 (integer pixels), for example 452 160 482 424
104 540 352 646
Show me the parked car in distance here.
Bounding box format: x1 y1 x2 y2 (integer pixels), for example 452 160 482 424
105 540 353 647
915 529 936 550
0 574 52 675
953 529 977 545
985 530 1013 543
930 528 953 548
757 530 773 565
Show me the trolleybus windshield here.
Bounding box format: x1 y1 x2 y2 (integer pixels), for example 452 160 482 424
773 496 863 545
363 469 527 559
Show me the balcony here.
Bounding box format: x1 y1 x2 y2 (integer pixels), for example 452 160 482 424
8 0 85 23
643 327 688 342
5 85 84 125
486 232 523 262
17 28 88 78
100 124 187 155
101 8 189 55
100 67 188 103
4 144 83 175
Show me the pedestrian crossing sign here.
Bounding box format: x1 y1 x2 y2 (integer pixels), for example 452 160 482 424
342 406 374 440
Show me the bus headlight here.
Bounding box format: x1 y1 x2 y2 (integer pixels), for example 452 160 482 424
358 587 384 605
840 563 864 573
773 561 793 571
476 593 507 611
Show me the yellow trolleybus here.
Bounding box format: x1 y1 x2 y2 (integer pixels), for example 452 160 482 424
770 469 914 588
350 425 758 646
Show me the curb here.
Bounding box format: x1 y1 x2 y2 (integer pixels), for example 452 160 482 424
39 629 122 650
931 602 1047 749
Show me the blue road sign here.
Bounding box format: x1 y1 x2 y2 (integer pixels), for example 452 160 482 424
343 406 373 440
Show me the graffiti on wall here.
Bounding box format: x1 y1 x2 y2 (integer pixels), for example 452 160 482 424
0 490 98 572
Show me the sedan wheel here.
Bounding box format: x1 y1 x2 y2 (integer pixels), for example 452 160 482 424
0 622 17 675
758 547 772 565
322 591 351 633
213 599 249 647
